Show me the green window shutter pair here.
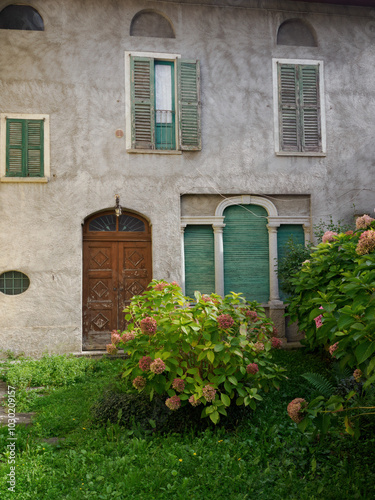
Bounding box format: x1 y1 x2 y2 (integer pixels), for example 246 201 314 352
130 56 201 151
6 119 44 177
278 63 321 152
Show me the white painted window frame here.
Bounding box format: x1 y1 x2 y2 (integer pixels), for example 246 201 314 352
181 195 311 306
0 113 50 183
272 58 326 156
124 50 182 154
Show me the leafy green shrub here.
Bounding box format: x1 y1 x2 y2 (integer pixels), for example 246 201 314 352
277 238 312 297
6 354 94 389
286 213 375 436
91 386 252 433
313 215 353 242
107 281 286 424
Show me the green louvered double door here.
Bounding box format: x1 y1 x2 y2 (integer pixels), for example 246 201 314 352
184 207 305 303
184 205 269 303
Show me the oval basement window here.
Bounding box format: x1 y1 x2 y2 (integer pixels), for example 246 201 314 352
0 271 30 295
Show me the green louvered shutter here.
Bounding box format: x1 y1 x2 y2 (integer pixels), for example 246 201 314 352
131 56 155 149
277 224 305 301
279 64 299 152
178 60 201 151
27 120 44 176
278 63 321 153
184 225 215 298
6 120 24 176
300 65 321 152
6 119 43 176
223 205 269 303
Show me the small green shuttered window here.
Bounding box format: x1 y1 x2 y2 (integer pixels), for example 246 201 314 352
223 205 269 303
184 225 215 298
277 224 305 301
278 63 321 152
6 118 44 177
130 56 201 151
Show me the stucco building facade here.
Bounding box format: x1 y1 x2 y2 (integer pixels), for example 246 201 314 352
0 0 374 355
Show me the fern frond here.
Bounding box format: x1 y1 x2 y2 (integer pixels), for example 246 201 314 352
301 372 335 397
331 362 352 383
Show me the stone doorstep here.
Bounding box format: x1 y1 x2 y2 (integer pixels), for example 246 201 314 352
39 437 66 446
282 341 304 350
0 411 36 426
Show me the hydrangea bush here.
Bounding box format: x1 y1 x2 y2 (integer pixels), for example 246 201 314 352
287 213 375 437
107 281 286 424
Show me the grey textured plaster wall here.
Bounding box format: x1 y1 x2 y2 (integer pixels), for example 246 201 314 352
0 0 374 355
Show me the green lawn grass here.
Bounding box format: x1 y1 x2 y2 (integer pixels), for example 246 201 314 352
1 351 374 499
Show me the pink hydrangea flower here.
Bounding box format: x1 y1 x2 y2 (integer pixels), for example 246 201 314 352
202 385 217 402
165 395 181 411
111 332 122 345
271 337 283 349
322 231 338 243
139 356 153 372
245 310 258 321
132 376 146 390
170 281 180 287
356 214 374 230
287 398 308 423
356 230 375 255
314 315 323 328
217 314 234 329
246 363 259 374
314 306 324 329
106 344 118 355
188 395 201 407
121 331 135 343
252 342 265 353
140 317 157 335
154 282 167 291
202 294 213 303
329 342 339 357
353 369 362 382
172 378 185 392
150 358 166 374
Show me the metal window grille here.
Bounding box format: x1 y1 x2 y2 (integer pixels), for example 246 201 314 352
0 271 30 295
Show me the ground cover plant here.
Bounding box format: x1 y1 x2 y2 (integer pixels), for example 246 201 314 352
287 213 375 437
0 354 95 412
1 351 375 499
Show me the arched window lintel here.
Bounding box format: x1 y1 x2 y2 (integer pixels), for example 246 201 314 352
215 195 278 218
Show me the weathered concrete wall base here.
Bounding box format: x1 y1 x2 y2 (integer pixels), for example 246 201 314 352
0 327 82 358
285 318 305 343
266 306 287 340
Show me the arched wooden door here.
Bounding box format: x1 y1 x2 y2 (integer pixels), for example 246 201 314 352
82 211 152 350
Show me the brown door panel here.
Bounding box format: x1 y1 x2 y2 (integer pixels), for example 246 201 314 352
83 214 152 350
